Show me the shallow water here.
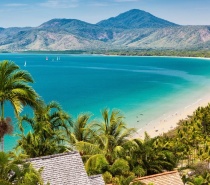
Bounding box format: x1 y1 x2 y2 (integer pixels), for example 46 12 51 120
1 54 210 151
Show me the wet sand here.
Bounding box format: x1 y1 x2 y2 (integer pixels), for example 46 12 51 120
131 94 210 139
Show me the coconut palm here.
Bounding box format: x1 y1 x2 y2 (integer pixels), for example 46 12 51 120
33 101 72 134
69 113 94 145
76 108 136 176
123 134 176 176
0 60 40 151
17 129 67 158
17 101 72 157
93 108 136 163
0 151 44 184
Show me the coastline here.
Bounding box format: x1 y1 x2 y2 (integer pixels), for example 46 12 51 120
2 52 210 61
3 54 210 150
3 51 210 60
129 91 210 139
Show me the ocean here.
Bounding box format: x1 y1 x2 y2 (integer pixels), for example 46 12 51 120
1 54 210 151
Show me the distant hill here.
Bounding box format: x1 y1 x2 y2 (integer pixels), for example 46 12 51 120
0 9 210 51
38 19 114 41
97 9 178 29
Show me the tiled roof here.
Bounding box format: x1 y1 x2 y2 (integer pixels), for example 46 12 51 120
132 171 184 185
28 151 104 185
89 174 105 185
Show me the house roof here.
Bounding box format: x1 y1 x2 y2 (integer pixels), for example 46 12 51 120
132 171 184 185
89 174 105 185
28 151 104 185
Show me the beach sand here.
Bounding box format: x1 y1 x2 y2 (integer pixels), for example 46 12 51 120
123 56 210 139
130 93 210 139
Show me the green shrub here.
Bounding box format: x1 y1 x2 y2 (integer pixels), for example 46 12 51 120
132 166 146 177
103 171 112 184
110 159 130 175
112 177 120 185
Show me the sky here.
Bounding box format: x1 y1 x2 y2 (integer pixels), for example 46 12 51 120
1 0 210 28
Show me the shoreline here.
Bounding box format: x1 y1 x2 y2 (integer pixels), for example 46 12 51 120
130 93 210 139
1 52 210 61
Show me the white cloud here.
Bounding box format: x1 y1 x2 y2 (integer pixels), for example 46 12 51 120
39 0 78 8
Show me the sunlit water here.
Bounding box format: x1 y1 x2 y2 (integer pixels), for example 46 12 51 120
1 54 210 151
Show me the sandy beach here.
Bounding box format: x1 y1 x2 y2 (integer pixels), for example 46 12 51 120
130 92 210 139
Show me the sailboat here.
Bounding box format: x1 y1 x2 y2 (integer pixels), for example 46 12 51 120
46 56 48 61
24 61 26 67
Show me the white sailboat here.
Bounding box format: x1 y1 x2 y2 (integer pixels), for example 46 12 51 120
24 61 26 67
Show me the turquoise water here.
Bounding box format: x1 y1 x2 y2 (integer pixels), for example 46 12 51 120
1 54 210 151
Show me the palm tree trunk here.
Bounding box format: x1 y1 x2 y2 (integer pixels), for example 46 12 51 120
0 137 3 151
1 102 4 120
0 102 4 151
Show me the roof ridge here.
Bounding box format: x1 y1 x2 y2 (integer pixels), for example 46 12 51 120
89 174 103 179
133 170 179 181
27 151 78 162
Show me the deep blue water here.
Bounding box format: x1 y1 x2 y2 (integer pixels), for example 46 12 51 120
1 54 210 151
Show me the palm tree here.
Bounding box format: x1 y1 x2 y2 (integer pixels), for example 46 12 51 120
123 134 176 176
76 108 136 176
0 151 44 184
17 101 72 157
69 113 94 145
93 108 136 163
0 60 40 151
33 101 72 134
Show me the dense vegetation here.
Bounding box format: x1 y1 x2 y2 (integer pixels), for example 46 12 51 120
102 50 210 58
0 60 210 185
0 152 45 185
20 49 210 58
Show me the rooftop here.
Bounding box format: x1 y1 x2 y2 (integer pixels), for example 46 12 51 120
89 174 105 185
28 151 105 185
132 171 184 185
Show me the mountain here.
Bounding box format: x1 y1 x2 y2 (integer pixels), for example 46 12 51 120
0 9 210 51
111 26 210 49
38 19 114 41
97 9 178 29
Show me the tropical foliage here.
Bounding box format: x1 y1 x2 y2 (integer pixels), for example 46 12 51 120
0 151 45 185
1 60 210 185
71 109 177 184
16 101 72 157
0 60 40 151
158 105 210 185
69 113 93 144
91 49 210 58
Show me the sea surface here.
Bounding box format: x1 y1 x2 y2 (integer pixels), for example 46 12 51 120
1 54 210 151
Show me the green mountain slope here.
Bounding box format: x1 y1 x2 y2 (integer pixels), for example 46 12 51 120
111 26 210 49
0 9 210 51
97 9 178 29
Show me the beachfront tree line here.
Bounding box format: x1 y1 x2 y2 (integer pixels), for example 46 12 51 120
0 60 209 185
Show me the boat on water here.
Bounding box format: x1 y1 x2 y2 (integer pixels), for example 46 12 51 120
24 61 26 67
46 56 48 60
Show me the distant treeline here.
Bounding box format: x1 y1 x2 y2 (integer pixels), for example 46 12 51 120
3 49 210 58
20 50 86 54
94 49 210 58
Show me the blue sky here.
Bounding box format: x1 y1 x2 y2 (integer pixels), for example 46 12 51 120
1 0 210 28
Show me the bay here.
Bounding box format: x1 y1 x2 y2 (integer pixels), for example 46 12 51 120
1 54 210 151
